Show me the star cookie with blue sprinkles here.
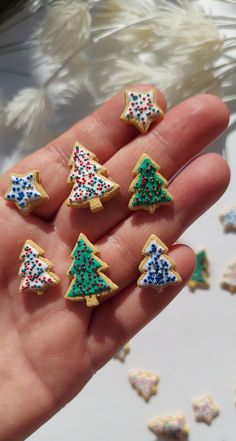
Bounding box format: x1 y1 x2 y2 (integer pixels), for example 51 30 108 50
219 206 236 232
4 170 49 215
138 235 181 291
120 89 164 134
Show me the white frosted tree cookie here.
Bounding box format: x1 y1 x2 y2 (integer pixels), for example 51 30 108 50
120 89 164 133
148 414 189 441
138 235 181 291
193 395 220 425
19 240 60 295
66 142 120 212
128 370 159 402
4 170 49 215
221 259 236 293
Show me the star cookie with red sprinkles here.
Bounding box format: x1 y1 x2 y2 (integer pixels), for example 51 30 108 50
120 89 163 133
19 240 60 295
193 395 220 425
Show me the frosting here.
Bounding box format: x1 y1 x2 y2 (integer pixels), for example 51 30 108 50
5 173 42 213
188 250 209 290
128 370 159 402
19 241 58 293
220 206 236 232
68 144 115 205
66 234 112 300
139 238 179 289
193 395 219 425
122 90 162 132
148 414 188 440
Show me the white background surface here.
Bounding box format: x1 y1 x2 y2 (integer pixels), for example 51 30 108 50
0 1 236 440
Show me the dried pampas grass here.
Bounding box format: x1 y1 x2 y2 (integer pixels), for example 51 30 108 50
36 0 92 60
6 88 53 137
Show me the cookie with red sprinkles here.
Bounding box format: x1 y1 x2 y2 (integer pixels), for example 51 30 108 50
18 240 60 295
66 142 120 212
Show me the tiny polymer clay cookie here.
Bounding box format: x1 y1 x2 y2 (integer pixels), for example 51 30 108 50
65 233 118 307
19 240 60 295
129 154 172 214
193 395 220 425
148 414 189 441
128 369 159 402
138 235 181 291
188 250 209 291
4 170 48 215
221 259 236 293
219 206 236 233
67 142 120 212
114 343 130 363
120 89 163 133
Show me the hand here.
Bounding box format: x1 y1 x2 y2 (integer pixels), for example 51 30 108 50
0 88 230 441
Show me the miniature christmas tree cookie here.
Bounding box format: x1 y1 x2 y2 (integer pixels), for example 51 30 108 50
120 89 163 133
219 206 236 232
65 233 118 306
188 250 209 291
129 154 172 214
67 142 120 212
4 171 48 215
19 240 60 295
128 370 159 402
221 259 236 293
138 235 181 291
193 395 220 425
114 343 130 363
148 414 189 441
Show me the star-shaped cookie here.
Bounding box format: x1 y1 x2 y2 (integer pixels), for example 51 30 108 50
120 89 163 133
193 395 220 425
219 206 236 232
4 170 49 215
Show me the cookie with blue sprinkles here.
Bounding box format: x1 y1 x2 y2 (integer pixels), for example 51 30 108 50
138 235 181 291
4 170 49 215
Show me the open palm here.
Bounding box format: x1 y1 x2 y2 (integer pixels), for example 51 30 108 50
0 88 230 441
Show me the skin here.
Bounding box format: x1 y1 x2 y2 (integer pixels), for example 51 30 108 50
0 86 230 441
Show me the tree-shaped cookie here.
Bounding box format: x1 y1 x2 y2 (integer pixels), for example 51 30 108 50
19 240 60 295
221 259 236 293
148 414 189 441
67 142 120 212
129 154 172 214
65 233 118 306
188 250 209 291
138 235 181 291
